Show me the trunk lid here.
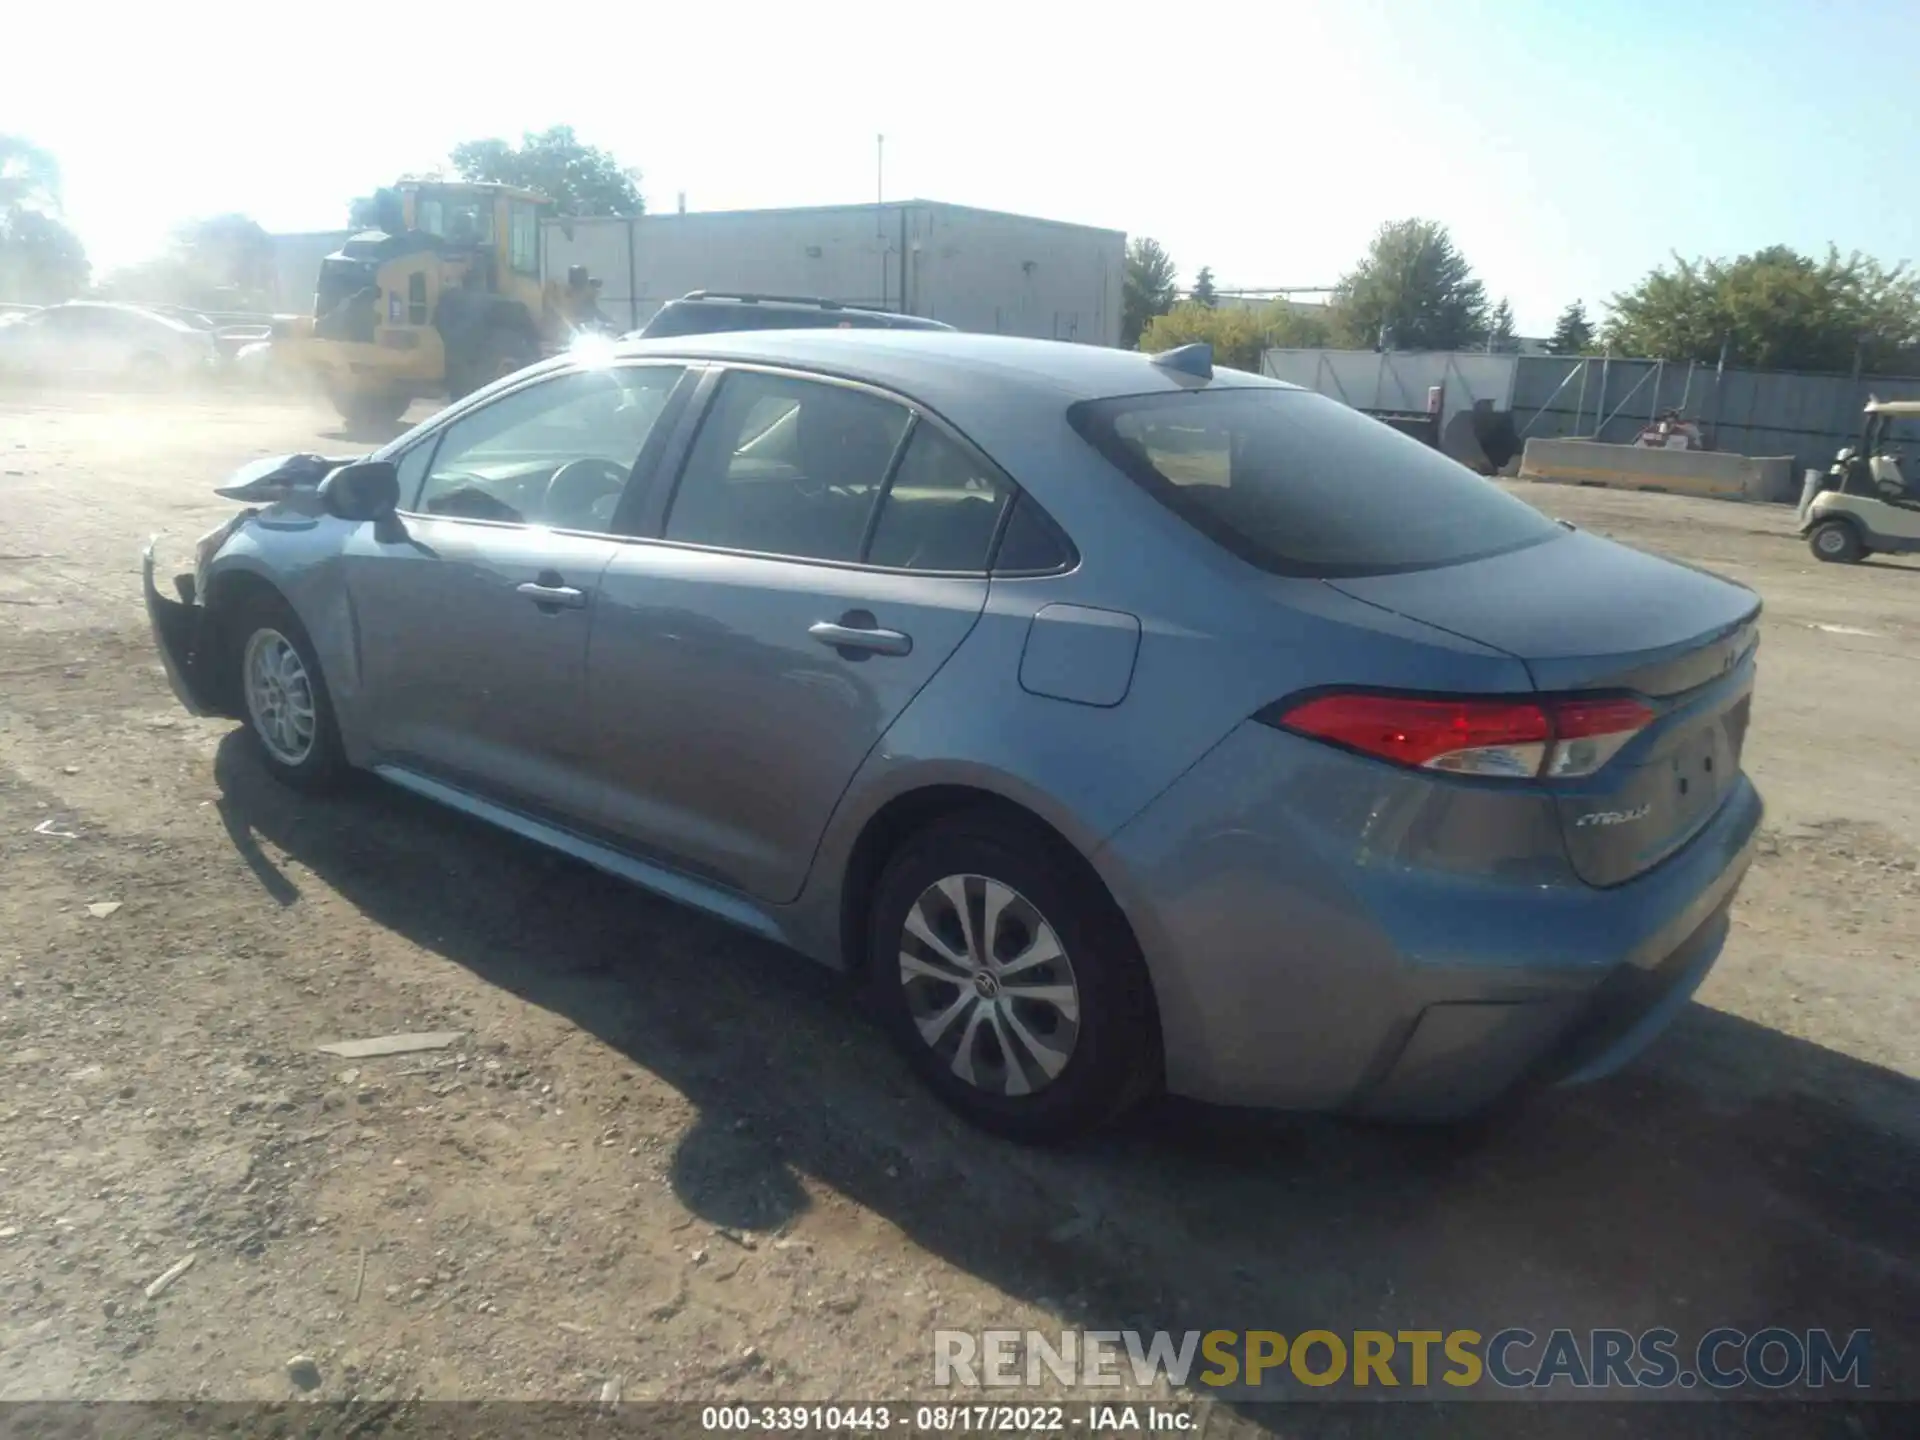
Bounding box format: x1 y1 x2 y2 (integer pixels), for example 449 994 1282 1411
1328 529 1761 886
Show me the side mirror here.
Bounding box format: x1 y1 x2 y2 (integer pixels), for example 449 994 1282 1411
319 460 400 522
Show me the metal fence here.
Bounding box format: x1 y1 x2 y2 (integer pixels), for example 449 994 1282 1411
1507 356 1920 472
1260 350 1516 434
1263 348 1920 474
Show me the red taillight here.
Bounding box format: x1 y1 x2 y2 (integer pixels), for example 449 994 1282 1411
1541 696 1656 778
1268 692 1653 780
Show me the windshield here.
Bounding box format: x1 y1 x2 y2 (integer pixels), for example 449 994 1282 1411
1069 387 1561 578
414 193 495 246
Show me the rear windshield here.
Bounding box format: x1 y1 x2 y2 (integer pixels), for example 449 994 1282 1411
1068 388 1560 578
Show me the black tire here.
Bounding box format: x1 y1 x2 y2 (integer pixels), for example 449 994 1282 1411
227 590 350 793
447 325 536 399
331 386 409 431
867 810 1160 1142
1808 519 1864 563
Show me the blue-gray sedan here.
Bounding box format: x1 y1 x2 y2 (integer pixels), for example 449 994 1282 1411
144 331 1762 1140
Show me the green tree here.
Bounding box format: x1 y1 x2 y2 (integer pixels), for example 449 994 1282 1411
0 133 88 303
1603 245 1920 373
1139 301 1263 368
0 134 61 213
1263 300 1336 350
1123 237 1179 347
98 214 276 311
1487 297 1517 352
0 208 89 303
1190 266 1218 308
348 187 404 233
1548 300 1594 355
1139 299 1334 371
1329 218 1490 351
448 126 642 216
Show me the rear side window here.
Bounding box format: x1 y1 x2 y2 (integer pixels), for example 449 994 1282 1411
993 493 1074 573
665 372 910 562
1068 389 1559 577
866 425 1010 572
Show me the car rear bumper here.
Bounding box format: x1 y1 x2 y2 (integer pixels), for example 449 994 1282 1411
143 542 220 716
1098 721 1763 1120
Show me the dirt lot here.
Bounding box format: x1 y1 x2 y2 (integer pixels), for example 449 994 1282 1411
1 391 1915 1424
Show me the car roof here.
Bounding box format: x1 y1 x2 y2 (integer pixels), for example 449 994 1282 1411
47 301 182 326
643 295 955 332
610 329 1289 422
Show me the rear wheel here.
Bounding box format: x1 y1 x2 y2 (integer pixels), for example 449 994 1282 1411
868 811 1159 1142
229 591 349 792
451 326 537 398
1809 519 1864 563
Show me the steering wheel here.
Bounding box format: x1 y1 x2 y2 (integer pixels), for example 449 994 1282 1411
542 457 630 530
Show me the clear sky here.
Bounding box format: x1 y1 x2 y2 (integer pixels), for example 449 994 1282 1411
6 0 1916 333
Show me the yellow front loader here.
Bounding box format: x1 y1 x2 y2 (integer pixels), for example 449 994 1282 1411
275 180 611 428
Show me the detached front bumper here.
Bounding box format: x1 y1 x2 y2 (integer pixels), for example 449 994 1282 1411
142 541 222 716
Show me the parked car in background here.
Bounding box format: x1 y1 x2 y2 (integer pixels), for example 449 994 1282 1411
143 331 1763 1141
0 301 218 385
141 304 276 369
632 291 956 340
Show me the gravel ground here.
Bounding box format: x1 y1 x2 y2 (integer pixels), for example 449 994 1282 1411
0 390 1914 1431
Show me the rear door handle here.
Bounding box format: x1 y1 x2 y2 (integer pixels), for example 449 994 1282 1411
516 581 587 610
809 620 913 657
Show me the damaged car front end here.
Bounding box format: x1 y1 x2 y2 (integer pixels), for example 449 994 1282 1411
143 452 364 718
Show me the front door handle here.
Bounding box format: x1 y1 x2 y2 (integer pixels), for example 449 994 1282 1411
809 619 913 658
516 581 587 610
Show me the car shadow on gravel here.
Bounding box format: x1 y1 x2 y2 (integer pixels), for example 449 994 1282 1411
210 735 1918 1434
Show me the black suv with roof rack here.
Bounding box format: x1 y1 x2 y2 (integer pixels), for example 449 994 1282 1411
631 292 955 340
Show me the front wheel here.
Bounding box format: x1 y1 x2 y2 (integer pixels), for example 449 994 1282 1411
1808 519 1864 563
230 591 349 792
331 385 409 431
451 326 537 398
868 812 1159 1142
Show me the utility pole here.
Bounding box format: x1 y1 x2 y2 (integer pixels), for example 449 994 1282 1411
877 133 887 310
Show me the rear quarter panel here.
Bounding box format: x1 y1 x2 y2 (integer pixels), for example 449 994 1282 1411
793 486 1538 971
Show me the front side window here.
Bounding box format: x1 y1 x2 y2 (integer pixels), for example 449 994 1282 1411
665 372 910 562
415 193 493 246
1069 387 1561 577
393 437 435 508
412 364 683 531
1873 416 1920 454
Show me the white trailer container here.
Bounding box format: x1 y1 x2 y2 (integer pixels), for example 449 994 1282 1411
541 200 1125 346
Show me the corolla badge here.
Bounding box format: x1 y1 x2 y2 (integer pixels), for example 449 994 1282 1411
1576 804 1653 828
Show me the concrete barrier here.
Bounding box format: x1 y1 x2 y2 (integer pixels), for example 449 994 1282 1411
1518 439 1797 503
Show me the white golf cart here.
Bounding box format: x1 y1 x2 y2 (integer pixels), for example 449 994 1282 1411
1800 398 1920 563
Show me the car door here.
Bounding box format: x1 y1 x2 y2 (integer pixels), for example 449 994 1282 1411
342 360 689 822
588 367 1015 903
